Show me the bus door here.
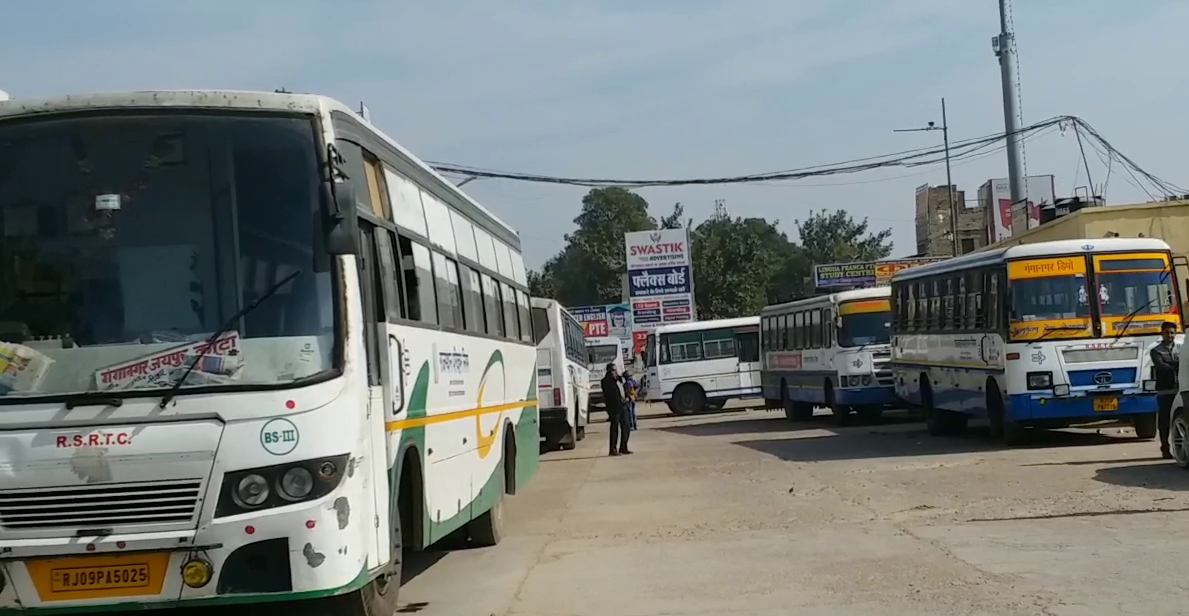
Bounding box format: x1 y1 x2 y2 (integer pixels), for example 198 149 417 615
735 326 761 393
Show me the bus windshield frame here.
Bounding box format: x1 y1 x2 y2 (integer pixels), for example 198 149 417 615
837 299 891 348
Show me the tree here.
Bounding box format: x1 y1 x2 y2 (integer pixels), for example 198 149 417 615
795 209 893 265
689 211 792 320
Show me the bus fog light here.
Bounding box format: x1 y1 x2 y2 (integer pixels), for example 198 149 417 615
861 375 872 386
234 474 270 508
1143 380 1157 392
181 558 213 589
1053 384 1070 396
279 467 315 501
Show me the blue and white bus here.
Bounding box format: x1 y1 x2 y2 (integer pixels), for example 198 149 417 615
890 237 1182 444
759 287 897 425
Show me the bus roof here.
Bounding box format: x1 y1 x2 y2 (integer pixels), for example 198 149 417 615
892 237 1173 283
761 286 889 315
0 89 521 243
654 316 758 335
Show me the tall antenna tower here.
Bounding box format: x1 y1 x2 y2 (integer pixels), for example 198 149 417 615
713 199 727 218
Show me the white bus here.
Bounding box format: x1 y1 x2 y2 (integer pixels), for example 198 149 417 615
759 287 897 425
0 91 540 614
530 298 590 449
585 335 627 411
641 317 761 414
891 237 1183 444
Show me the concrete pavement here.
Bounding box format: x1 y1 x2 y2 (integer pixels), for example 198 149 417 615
398 402 1189 616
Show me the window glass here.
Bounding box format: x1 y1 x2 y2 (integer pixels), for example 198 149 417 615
702 328 737 360
460 267 484 333
735 331 759 362
399 237 437 324
481 275 503 336
499 282 519 339
662 331 703 363
383 168 428 236
420 190 457 254
516 291 533 343
531 306 550 345
473 227 499 271
450 210 479 262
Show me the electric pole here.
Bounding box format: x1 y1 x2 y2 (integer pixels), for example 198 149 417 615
995 0 1026 207
894 98 958 256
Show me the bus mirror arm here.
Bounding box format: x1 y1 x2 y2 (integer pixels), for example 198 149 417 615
322 179 359 256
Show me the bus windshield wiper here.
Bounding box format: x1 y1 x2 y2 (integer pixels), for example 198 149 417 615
158 269 302 409
1112 298 1158 341
1030 324 1088 343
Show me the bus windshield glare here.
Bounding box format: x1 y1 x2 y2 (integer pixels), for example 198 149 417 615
1094 256 1176 319
588 344 619 366
0 112 337 400
838 308 890 347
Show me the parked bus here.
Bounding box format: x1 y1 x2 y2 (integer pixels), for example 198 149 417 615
759 287 896 425
531 298 590 449
0 90 539 614
890 237 1182 444
586 335 626 412
641 317 761 414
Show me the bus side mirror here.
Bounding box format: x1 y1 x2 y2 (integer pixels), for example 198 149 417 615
323 181 360 255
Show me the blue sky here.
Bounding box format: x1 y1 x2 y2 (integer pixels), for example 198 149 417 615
3 0 1187 267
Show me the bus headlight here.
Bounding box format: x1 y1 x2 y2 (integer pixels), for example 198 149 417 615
1027 372 1053 390
215 454 349 518
233 474 270 508
1053 384 1071 396
279 467 315 501
1143 380 1157 392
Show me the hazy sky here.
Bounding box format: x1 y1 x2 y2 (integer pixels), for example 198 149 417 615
3 0 1185 267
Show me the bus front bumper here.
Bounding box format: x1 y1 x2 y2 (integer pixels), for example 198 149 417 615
1006 390 1158 423
0 482 371 611
835 385 898 407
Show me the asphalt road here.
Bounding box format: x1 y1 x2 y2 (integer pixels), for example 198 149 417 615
398 402 1189 616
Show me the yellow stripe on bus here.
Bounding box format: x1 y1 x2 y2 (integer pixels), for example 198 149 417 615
838 300 890 316
385 400 535 432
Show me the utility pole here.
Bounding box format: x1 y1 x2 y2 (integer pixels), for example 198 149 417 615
995 0 1026 207
894 98 958 256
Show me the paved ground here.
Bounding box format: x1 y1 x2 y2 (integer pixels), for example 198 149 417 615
398 402 1189 616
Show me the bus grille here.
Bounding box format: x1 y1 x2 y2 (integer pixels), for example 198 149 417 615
872 349 893 386
0 479 203 531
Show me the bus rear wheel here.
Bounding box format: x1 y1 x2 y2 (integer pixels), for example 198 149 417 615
468 435 511 547
671 384 705 415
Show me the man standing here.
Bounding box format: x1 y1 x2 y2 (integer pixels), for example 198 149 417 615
600 363 631 456
1150 321 1180 459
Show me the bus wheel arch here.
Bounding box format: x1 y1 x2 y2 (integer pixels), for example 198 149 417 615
502 420 518 495
671 383 705 415
397 446 425 552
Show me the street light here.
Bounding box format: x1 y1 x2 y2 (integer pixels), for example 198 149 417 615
895 98 957 256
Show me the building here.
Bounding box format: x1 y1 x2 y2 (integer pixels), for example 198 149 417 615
914 184 986 257
977 175 1057 242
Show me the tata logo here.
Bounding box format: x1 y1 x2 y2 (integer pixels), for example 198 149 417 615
1094 371 1113 385
852 358 863 369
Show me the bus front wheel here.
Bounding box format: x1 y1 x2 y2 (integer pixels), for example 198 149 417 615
1133 413 1158 440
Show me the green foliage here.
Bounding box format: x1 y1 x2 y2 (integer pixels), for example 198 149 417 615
530 189 894 319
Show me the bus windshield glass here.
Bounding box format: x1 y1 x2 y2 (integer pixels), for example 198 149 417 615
530 307 551 345
588 344 619 366
1094 256 1176 319
644 334 656 367
837 299 890 347
0 112 337 400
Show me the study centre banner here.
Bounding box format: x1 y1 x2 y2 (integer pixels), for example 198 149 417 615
813 257 946 289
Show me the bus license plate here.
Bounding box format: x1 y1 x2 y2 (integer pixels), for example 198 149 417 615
27 553 168 601
1093 397 1119 412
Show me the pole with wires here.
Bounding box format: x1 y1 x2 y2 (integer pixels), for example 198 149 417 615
941 98 957 256
995 0 1026 207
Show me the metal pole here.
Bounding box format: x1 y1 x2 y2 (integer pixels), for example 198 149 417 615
942 98 957 256
996 0 1026 207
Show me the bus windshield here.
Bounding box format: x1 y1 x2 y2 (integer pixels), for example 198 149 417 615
530 307 551 345
1095 257 1176 319
588 344 619 366
0 112 337 400
1009 276 1091 322
837 311 891 347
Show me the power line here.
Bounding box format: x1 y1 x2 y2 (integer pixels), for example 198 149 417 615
429 115 1182 199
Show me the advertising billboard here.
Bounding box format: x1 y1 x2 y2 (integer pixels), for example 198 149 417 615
570 303 632 340
813 257 946 289
625 228 696 332
979 175 1057 243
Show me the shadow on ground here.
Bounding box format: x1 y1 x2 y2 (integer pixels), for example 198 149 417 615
1094 460 1189 491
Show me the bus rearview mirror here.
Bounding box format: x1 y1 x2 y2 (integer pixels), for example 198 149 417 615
323 181 359 255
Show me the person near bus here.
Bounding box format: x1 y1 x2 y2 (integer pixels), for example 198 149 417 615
600 363 631 455
622 369 640 431
1151 321 1180 459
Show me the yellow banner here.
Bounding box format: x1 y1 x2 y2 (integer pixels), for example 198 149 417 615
1101 316 1180 335
839 299 890 316
1008 257 1087 279
1009 318 1092 341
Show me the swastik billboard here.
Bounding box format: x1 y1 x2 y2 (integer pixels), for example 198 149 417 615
813 257 946 289
625 229 696 332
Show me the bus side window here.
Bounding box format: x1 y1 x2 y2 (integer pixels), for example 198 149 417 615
988 271 1001 329
824 308 834 346
779 315 789 350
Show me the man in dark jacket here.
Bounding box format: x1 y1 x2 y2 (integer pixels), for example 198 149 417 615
1151 321 1180 459
600 363 631 456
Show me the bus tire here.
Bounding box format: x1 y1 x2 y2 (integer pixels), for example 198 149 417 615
559 421 577 451
576 426 586 441
986 386 1025 446
921 381 947 436
1171 408 1189 469
1133 413 1158 440
671 384 705 415
468 436 510 547
826 383 851 427
330 467 406 616
781 381 793 421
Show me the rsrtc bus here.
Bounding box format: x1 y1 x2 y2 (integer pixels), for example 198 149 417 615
0 91 539 614
890 237 1182 444
641 317 761 414
530 298 590 449
585 335 626 412
759 287 896 425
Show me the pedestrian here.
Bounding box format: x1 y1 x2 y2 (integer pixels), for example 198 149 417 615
1150 321 1180 459
600 363 631 456
622 369 640 430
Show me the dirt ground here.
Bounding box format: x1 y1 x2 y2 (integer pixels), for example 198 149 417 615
398 401 1189 616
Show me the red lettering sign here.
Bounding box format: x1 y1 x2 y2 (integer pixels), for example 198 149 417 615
584 321 610 337
629 242 684 256
56 432 133 448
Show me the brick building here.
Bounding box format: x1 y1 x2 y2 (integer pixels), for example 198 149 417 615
914 183 987 256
